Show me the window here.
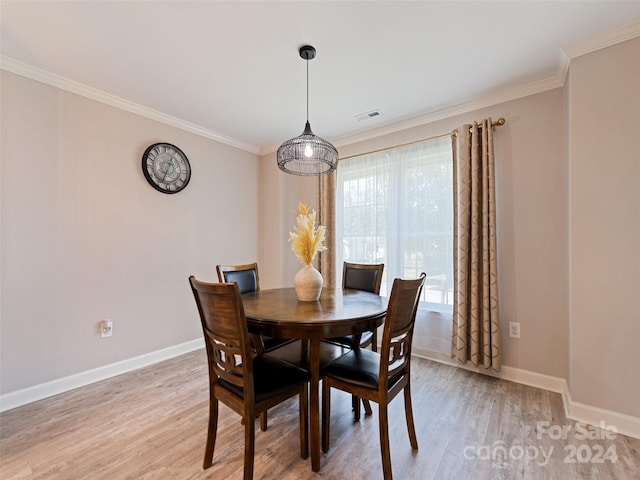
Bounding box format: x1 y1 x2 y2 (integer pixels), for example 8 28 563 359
336 136 453 311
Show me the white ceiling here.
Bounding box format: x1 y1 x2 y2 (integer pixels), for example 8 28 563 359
1 1 639 155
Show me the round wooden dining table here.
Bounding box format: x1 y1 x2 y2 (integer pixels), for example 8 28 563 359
241 287 387 472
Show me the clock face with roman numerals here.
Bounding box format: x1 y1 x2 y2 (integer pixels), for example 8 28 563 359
142 143 191 194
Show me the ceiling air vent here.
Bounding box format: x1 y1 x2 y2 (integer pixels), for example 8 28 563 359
354 109 383 122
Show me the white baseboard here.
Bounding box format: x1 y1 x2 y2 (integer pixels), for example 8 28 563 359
0 338 204 413
412 347 640 440
562 383 640 440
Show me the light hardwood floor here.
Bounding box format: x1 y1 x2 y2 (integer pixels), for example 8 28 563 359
1 349 639 479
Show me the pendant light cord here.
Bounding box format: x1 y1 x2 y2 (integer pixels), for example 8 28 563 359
306 59 309 123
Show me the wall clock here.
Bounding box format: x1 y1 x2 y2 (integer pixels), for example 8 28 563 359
142 142 191 194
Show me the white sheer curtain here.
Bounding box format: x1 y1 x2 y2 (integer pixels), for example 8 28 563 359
335 136 453 354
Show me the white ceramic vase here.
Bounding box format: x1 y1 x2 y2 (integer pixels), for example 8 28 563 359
294 264 323 301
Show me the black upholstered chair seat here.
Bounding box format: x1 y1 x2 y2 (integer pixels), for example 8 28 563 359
322 274 426 480
220 354 310 403
322 348 402 391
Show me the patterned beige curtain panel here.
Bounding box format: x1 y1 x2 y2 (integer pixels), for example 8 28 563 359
451 118 502 372
317 172 337 288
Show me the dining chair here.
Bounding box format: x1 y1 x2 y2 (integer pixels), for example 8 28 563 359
216 263 293 354
321 273 426 480
325 262 384 351
324 262 384 417
217 262 280 431
189 276 310 479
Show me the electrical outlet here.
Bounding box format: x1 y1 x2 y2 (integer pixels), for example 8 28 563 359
509 321 520 339
100 319 113 338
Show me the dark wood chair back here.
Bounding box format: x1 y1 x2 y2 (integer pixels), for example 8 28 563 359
326 262 386 417
322 273 426 480
190 278 253 394
216 262 260 294
328 262 385 353
342 262 384 294
379 274 426 384
188 276 309 479
216 262 293 357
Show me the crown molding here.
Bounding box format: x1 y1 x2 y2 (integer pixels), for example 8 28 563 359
5 17 638 158
273 19 639 155
556 49 571 86
0 56 261 155
258 72 564 156
315 74 564 154
563 18 640 59
258 74 561 157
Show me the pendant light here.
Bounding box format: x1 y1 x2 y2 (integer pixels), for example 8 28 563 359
277 45 338 176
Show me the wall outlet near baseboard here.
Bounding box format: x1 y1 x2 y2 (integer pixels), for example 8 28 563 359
100 319 113 338
509 321 520 338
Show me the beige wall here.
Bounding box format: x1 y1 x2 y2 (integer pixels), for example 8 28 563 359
258 153 316 289
1 71 259 394
568 37 640 417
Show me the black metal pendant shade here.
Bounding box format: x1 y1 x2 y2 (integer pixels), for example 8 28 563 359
277 45 338 176
277 121 338 176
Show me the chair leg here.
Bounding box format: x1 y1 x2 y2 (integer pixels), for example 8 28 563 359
203 398 219 469
353 393 361 421
362 331 376 416
322 379 331 453
378 403 393 480
243 409 256 480
300 385 309 459
353 396 372 418
351 394 360 420
403 384 418 450
260 411 268 431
